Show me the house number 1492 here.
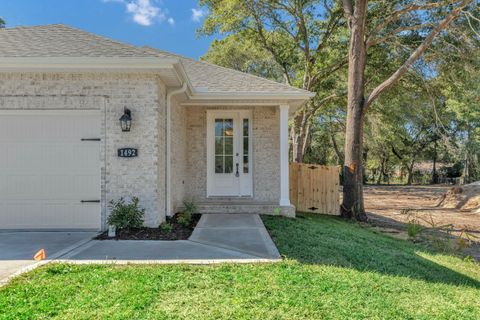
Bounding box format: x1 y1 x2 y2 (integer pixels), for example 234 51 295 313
117 148 138 158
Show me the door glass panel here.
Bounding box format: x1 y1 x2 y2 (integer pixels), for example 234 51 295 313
224 137 233 155
225 156 233 173
215 137 223 154
215 119 223 136
215 156 223 173
243 119 249 173
214 118 234 174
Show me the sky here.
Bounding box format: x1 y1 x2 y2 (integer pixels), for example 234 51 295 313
0 0 218 59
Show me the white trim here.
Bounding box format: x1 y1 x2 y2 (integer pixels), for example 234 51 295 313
206 110 253 197
165 83 188 217
188 91 315 100
0 57 180 71
279 104 291 207
0 109 101 116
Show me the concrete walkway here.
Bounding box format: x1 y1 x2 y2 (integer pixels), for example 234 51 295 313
0 232 96 284
62 214 280 264
1 215 280 284
189 214 280 259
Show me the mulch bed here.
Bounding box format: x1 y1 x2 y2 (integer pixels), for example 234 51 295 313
95 213 201 240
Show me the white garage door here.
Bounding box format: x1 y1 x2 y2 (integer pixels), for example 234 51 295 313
0 110 101 230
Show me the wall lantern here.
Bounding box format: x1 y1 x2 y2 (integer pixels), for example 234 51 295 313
119 107 132 132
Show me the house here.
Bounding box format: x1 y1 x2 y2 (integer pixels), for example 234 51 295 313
0 24 314 230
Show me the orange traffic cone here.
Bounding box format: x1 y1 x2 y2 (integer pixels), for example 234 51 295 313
34 249 46 261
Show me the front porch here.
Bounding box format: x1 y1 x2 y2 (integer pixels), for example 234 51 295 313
168 103 293 217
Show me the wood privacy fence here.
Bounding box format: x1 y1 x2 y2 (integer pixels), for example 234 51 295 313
289 163 340 215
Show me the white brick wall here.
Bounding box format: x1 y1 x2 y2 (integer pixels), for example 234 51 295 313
0 72 165 228
173 105 281 203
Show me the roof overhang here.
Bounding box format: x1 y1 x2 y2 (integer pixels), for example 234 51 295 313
0 56 315 113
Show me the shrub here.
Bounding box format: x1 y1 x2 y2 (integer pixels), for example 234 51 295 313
178 200 197 226
407 219 423 238
160 223 173 232
107 197 145 230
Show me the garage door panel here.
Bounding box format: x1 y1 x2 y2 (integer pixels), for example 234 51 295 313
0 201 100 229
0 111 101 230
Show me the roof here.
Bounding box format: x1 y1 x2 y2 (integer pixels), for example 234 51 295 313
0 24 313 98
141 47 310 95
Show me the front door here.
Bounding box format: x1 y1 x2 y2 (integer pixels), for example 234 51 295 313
207 110 252 197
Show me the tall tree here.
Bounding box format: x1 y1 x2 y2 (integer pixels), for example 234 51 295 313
0 17 5 28
340 0 475 221
200 0 348 162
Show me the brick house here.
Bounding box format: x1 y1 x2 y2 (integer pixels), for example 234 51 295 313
0 25 313 230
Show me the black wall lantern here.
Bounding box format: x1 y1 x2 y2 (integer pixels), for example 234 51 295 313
119 107 132 132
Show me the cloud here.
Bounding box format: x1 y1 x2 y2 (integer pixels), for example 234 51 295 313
191 8 206 22
103 0 173 27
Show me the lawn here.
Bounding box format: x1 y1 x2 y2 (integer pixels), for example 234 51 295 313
1 214 479 320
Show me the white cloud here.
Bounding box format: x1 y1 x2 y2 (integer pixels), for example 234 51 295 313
103 0 173 27
191 8 206 22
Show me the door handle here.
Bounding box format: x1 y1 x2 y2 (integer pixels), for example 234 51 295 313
235 163 240 177
81 200 100 203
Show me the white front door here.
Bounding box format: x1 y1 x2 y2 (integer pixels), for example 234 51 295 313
0 110 101 230
207 110 253 197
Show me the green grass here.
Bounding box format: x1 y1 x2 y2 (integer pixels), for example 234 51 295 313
1 214 479 320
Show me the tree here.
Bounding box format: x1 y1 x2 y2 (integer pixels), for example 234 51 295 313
0 17 5 28
200 0 348 162
340 0 475 221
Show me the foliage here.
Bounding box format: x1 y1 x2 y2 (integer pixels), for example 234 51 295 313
407 219 423 238
0 17 5 28
160 222 173 232
1 214 479 319
199 0 480 188
178 200 197 226
107 197 145 230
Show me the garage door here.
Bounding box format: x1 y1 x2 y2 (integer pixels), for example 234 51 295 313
0 110 101 230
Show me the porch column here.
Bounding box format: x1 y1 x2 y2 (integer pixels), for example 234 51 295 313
279 104 291 206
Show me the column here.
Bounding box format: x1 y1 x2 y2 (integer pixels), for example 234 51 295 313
279 104 290 206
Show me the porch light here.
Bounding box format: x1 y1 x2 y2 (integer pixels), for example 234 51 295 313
119 107 132 132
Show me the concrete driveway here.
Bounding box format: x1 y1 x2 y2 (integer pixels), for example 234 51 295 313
0 232 96 283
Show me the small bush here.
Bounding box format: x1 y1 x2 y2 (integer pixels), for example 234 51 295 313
178 200 197 226
178 212 192 226
107 197 145 230
160 223 173 232
407 219 423 238
183 200 197 215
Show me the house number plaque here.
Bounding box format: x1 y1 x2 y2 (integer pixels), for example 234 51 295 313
117 148 138 158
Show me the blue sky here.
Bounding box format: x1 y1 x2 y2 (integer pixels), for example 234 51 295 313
0 0 218 59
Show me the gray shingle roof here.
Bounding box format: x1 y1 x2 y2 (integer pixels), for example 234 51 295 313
0 24 312 96
142 47 310 95
0 24 155 57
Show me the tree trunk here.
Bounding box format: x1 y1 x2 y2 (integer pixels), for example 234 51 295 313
406 159 415 185
377 156 385 185
341 0 368 221
330 132 344 165
432 139 438 184
291 108 311 163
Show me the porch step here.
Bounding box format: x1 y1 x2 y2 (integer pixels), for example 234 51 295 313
178 201 280 215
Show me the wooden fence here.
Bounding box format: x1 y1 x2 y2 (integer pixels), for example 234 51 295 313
289 163 340 215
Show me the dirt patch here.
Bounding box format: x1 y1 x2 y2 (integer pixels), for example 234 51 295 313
95 213 201 240
362 185 480 259
436 182 480 212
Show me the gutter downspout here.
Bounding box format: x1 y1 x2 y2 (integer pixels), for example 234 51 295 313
165 82 188 218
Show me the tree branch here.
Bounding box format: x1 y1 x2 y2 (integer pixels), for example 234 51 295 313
365 0 473 110
367 23 435 48
371 0 461 36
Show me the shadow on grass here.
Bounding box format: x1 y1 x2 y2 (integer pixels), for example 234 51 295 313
262 213 479 288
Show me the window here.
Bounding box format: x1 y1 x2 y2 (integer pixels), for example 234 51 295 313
214 119 234 173
243 118 249 173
